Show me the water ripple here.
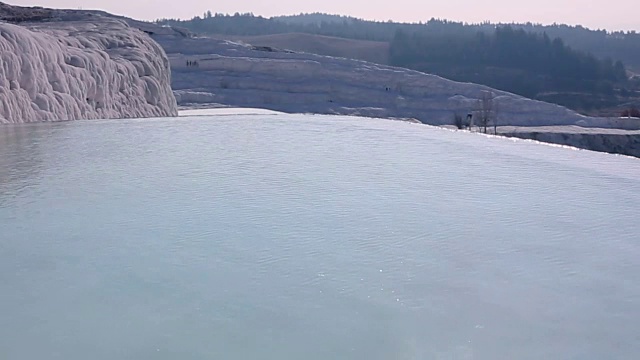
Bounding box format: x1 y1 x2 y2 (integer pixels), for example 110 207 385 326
1 114 639 360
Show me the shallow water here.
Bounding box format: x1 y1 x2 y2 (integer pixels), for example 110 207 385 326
1 113 639 360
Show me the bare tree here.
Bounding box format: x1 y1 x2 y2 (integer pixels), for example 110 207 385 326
453 112 464 129
493 99 500 135
477 90 494 134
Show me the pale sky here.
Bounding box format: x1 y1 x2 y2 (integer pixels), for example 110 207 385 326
8 0 640 32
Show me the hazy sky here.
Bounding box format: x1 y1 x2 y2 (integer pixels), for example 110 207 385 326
9 0 640 31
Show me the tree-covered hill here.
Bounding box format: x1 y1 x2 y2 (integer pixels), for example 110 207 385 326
390 26 629 111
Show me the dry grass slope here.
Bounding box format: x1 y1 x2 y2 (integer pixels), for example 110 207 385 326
214 32 390 65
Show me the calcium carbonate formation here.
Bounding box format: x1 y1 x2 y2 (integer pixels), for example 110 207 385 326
0 13 177 123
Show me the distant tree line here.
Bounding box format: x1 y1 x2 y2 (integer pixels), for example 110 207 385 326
389 26 628 109
158 12 402 40
157 13 640 71
621 107 640 118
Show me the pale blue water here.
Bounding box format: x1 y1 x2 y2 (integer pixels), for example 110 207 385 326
1 113 639 360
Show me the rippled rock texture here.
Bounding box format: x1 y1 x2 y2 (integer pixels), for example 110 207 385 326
0 3 177 123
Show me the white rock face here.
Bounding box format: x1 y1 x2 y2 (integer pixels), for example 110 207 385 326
0 16 177 123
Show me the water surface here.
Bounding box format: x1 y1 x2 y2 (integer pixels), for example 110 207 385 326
1 113 639 360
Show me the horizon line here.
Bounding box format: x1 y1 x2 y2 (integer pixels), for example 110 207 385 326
159 11 640 33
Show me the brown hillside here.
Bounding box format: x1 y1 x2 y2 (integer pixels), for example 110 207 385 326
212 32 389 65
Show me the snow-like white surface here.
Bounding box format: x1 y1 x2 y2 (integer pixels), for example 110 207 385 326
179 108 283 117
163 37 640 130
0 17 177 123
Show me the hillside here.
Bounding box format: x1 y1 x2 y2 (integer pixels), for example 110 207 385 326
157 13 640 116
210 33 389 64
162 37 634 128
273 14 640 74
159 13 640 69
390 27 631 114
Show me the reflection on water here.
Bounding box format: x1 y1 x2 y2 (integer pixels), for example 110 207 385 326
0 124 49 204
1 114 640 360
